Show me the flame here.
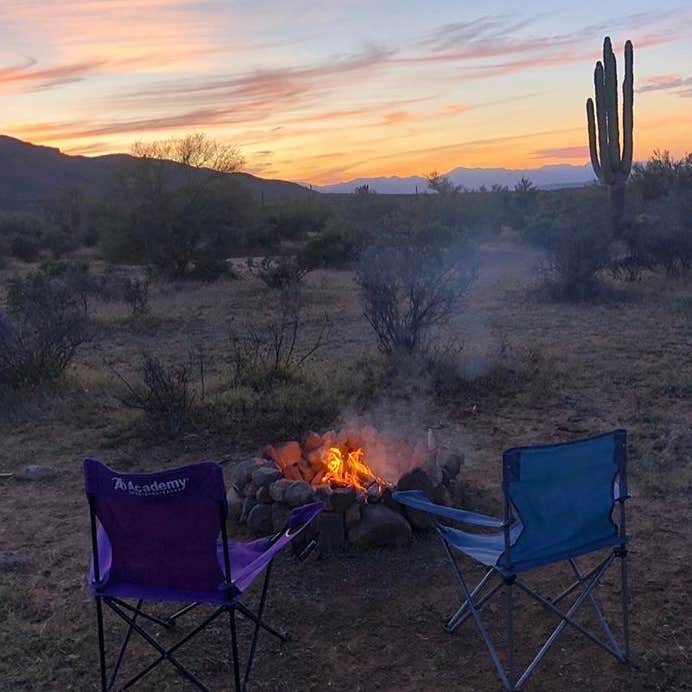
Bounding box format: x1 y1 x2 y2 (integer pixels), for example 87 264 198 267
322 446 388 492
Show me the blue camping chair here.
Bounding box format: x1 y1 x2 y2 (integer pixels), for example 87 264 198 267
394 430 630 691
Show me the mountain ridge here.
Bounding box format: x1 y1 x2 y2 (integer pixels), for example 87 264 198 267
312 163 596 194
0 135 311 211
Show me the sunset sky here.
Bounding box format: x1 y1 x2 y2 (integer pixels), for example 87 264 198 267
1 1 691 184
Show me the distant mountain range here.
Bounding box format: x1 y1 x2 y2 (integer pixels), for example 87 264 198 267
0 135 597 212
313 164 596 194
0 136 310 211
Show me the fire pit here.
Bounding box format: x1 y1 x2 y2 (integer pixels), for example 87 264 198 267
227 427 465 550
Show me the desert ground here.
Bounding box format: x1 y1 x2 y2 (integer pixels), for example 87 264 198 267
1 243 690 691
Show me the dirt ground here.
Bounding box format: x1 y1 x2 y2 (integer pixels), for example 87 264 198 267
1 244 690 691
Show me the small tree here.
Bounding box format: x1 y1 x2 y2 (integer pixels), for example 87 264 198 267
426 171 463 196
121 133 244 279
356 225 477 354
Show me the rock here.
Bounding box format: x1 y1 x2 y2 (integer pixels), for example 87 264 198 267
441 451 465 478
271 503 292 532
269 479 292 503
396 467 433 496
18 465 58 481
265 441 302 469
240 497 257 524
366 483 380 502
282 464 303 481
329 487 356 513
344 502 361 529
314 483 333 506
244 481 258 499
424 460 444 489
348 504 412 548
380 487 399 510
256 486 272 504
247 505 273 536
306 449 324 469
318 511 346 553
396 468 436 530
432 483 452 507
299 459 316 483
303 432 322 452
284 481 314 507
252 466 281 488
226 487 244 521
230 460 257 490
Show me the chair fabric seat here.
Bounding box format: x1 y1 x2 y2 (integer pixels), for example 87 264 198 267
438 523 523 573
89 529 293 604
439 523 622 575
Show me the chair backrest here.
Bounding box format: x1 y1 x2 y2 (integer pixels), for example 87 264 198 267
500 430 627 572
84 458 228 594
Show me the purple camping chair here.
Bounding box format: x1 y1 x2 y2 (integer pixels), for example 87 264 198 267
84 458 323 691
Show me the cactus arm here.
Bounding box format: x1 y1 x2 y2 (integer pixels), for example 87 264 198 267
594 61 614 184
620 39 634 178
586 98 603 182
603 37 621 178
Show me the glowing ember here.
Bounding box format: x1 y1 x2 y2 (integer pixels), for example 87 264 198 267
322 447 388 492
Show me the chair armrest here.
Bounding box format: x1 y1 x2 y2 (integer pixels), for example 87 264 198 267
393 490 503 528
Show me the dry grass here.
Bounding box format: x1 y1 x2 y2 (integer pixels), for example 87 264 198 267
0 243 690 690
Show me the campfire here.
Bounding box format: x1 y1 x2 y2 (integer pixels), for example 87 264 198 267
228 427 465 551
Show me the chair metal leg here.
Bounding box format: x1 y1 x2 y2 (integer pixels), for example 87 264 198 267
445 567 496 632
442 541 514 691
108 598 142 690
506 582 514 687
95 598 107 692
448 580 504 630
229 608 242 692
568 559 621 658
235 603 288 642
243 563 273 691
620 549 630 661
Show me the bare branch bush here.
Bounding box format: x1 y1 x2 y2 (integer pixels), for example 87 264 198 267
111 352 203 436
0 272 91 388
356 226 478 354
227 288 328 389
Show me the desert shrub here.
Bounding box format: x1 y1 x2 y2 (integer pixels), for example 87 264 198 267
113 352 201 436
298 218 365 270
639 194 692 277
0 214 45 262
630 151 692 203
0 273 91 387
356 224 478 354
122 278 150 316
211 379 338 446
540 210 612 301
187 255 233 281
266 203 329 242
40 261 102 314
227 289 327 389
9 234 42 263
254 256 307 289
427 337 548 409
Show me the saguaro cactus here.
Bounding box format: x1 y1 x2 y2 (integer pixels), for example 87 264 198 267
586 37 634 233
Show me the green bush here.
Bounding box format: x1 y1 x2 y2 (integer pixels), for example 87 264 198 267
298 218 365 269
539 209 613 301
254 256 307 289
210 379 338 446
